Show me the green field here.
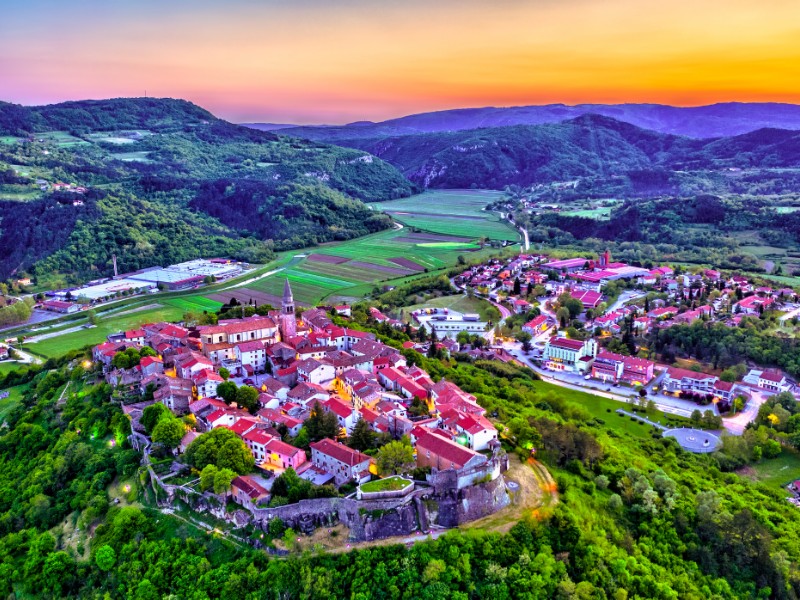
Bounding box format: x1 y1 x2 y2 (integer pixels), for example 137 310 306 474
163 297 224 313
775 207 800 214
371 190 519 241
0 384 27 422
0 183 42 201
33 131 90 147
738 450 800 491
531 381 690 440
110 151 153 163
26 304 186 358
563 207 613 220
241 228 505 305
399 294 499 323
0 136 22 145
0 362 27 377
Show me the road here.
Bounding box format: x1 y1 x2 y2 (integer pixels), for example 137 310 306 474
501 344 754 433
606 290 646 314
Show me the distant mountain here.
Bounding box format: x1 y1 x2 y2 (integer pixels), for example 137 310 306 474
0 98 414 283
240 123 306 132
320 114 800 189
245 102 800 141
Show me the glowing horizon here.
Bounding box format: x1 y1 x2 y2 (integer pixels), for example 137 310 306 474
3 0 800 124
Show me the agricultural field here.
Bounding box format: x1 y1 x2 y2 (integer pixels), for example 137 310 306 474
162 296 223 313
211 227 507 307
0 136 22 145
31 131 90 147
562 207 613 219
370 190 519 241
0 183 42 202
109 151 153 163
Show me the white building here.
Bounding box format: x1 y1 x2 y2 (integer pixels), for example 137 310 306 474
542 335 598 373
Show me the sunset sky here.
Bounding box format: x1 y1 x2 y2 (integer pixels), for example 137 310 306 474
2 0 800 124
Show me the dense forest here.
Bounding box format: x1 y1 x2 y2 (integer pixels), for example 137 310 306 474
3 318 800 598
0 98 413 283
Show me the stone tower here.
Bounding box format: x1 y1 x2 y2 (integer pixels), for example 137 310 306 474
280 278 296 340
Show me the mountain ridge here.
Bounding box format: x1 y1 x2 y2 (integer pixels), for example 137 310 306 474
245 101 800 140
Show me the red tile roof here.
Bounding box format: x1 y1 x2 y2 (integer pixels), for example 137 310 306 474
310 438 369 466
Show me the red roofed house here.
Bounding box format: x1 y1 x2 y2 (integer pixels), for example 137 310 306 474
322 397 359 434
243 429 275 462
193 369 223 399
736 295 775 315
570 289 603 309
231 475 269 509
662 367 718 395
522 315 548 335
415 429 487 471
542 335 598 373
264 437 307 470
235 340 266 372
310 438 372 485
139 355 163 377
455 413 498 451
124 329 145 345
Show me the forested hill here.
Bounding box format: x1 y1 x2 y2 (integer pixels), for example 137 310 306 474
0 98 219 136
304 115 800 189
250 101 800 141
0 98 414 284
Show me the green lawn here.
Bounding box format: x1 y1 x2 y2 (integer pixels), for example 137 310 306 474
0 384 28 422
399 294 499 323
371 190 518 241
0 362 28 377
0 136 22 145
360 476 412 493
26 304 186 358
738 450 800 491
530 381 690 439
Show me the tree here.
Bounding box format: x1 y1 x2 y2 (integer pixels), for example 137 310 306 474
213 467 237 494
564 298 584 319
306 401 339 441
200 464 218 491
217 380 238 404
236 385 259 412
218 367 230 380
141 403 170 435
349 418 375 452
151 417 185 448
185 427 255 474
515 331 533 352
376 439 414 475
95 544 116 571
556 307 571 328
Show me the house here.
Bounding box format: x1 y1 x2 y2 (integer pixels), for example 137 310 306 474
513 299 531 314
522 315 548 335
570 289 603 310
322 397 359 434
243 429 276 462
124 329 146 345
139 355 163 377
231 476 269 509
415 429 487 471
736 295 775 315
648 307 678 320
235 340 267 372
264 437 307 471
542 335 598 373
174 353 214 380
296 357 335 385
454 413 498 451
743 369 792 393
621 356 655 385
197 316 278 363
712 380 736 402
662 367 717 395
193 369 223 399
310 438 372 485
